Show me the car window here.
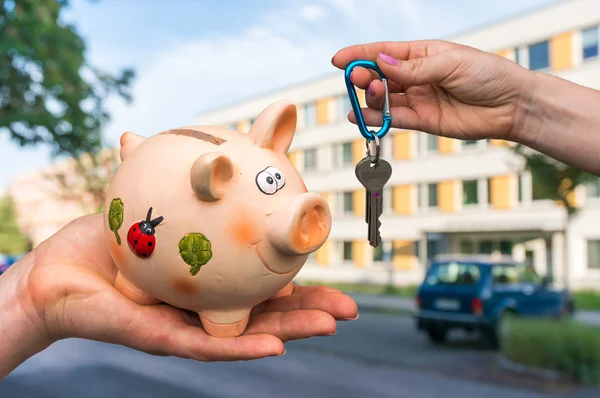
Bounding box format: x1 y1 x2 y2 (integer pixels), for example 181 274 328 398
425 262 481 286
492 263 541 284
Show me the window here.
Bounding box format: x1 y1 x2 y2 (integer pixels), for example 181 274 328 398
479 240 493 254
343 241 353 261
462 180 478 205
528 40 549 70
373 244 384 262
459 239 474 254
341 95 352 118
304 148 317 170
518 175 523 202
487 178 492 204
499 240 513 255
514 47 520 65
462 140 477 147
427 135 438 152
587 177 600 198
342 142 353 165
582 26 599 60
587 240 600 269
428 183 438 207
424 262 481 286
343 192 353 213
492 263 541 284
304 103 316 128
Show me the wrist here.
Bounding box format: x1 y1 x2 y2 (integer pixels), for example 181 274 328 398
0 253 52 380
509 69 550 146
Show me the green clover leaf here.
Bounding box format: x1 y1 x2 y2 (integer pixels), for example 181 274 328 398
179 233 212 276
108 198 124 245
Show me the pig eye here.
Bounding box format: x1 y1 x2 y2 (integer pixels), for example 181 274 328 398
265 166 285 190
256 170 278 195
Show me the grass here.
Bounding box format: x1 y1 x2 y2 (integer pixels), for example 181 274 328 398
301 281 418 297
501 317 600 384
572 290 600 311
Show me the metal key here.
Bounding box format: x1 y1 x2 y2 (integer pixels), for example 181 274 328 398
355 157 392 247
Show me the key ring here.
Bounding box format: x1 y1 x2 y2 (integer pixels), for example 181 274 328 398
345 60 392 141
365 134 381 166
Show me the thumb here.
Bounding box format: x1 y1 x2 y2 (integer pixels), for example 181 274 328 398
376 50 461 87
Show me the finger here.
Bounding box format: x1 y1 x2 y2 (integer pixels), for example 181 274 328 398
365 80 385 110
350 67 408 93
349 105 422 132
245 310 337 342
167 324 285 361
332 39 457 69
291 284 344 295
83 294 285 361
375 49 463 88
254 291 358 320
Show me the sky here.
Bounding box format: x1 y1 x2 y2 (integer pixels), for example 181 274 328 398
0 0 564 192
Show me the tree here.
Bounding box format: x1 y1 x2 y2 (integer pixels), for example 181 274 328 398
43 147 120 214
0 194 31 254
513 144 596 288
0 0 134 157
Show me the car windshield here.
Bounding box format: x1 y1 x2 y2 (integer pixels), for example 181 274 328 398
424 261 481 286
492 262 541 285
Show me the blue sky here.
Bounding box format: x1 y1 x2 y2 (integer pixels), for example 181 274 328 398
0 0 563 192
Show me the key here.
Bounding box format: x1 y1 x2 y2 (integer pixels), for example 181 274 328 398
355 157 392 247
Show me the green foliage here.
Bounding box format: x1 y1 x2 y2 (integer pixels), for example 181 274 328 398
0 0 135 157
0 195 31 254
107 197 123 245
513 145 596 216
301 281 418 297
178 233 212 276
573 290 600 311
502 317 600 384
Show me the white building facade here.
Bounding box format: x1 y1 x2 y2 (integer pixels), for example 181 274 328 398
197 0 600 290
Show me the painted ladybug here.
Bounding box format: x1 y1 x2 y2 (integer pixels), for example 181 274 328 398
127 207 164 259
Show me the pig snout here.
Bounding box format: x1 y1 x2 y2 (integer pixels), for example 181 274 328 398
266 192 331 257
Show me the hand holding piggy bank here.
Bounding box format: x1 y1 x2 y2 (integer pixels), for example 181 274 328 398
104 101 332 338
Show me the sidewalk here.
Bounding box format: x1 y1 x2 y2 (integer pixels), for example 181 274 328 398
348 293 600 327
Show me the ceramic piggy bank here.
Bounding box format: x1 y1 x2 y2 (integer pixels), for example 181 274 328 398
103 101 331 338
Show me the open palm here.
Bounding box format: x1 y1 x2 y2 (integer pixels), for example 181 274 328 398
25 213 358 361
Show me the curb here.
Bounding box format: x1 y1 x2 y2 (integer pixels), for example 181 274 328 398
496 354 563 381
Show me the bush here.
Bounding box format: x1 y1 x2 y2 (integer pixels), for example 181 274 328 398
502 317 600 384
573 290 600 311
299 281 418 297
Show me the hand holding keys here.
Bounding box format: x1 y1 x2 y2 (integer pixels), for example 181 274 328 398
345 60 394 248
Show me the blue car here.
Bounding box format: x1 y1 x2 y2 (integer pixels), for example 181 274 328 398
414 255 575 346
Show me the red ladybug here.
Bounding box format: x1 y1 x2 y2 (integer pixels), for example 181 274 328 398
127 207 164 259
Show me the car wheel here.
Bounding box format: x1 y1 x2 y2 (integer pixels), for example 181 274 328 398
425 325 448 344
493 310 516 348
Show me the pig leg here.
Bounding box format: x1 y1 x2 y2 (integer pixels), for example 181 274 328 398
198 309 251 338
268 281 294 300
114 271 161 305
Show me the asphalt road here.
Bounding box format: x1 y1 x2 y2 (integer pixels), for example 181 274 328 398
1 312 599 398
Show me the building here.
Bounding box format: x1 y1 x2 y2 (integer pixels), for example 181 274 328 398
196 0 600 289
9 149 119 247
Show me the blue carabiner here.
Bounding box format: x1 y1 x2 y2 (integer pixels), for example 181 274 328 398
344 60 392 140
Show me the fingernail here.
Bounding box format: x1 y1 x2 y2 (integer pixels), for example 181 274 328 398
367 82 375 96
340 313 359 321
279 349 286 356
322 331 336 336
379 53 398 66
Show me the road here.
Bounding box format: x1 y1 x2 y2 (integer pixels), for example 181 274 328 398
1 312 599 398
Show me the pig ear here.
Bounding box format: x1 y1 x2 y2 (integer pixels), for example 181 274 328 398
120 131 146 161
190 152 234 202
248 101 297 153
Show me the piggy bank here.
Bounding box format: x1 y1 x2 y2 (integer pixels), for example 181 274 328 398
103 101 331 337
